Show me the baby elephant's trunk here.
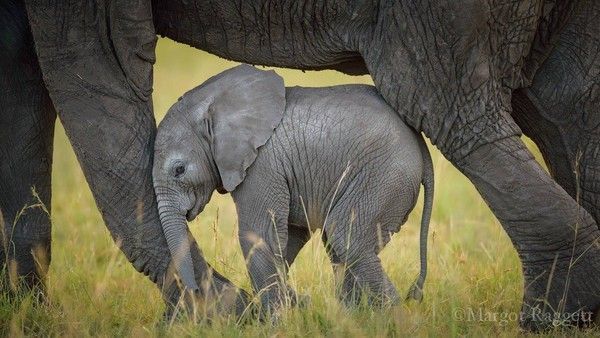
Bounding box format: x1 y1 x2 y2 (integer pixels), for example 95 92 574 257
406 136 434 302
156 193 200 292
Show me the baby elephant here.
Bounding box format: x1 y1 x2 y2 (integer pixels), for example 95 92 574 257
153 65 433 313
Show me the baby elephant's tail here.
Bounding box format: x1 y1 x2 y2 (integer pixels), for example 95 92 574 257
406 135 434 303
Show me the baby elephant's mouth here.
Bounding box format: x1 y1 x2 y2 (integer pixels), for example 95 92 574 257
186 197 203 221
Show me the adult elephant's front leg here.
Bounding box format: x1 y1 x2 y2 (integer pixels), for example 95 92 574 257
0 0 56 294
512 0 600 225
25 0 248 316
362 4 600 330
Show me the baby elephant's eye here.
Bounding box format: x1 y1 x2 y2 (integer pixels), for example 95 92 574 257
174 164 186 177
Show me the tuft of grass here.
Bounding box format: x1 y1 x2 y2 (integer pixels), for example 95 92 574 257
1 38 597 337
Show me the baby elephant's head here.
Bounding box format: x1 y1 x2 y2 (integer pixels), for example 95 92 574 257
153 65 285 291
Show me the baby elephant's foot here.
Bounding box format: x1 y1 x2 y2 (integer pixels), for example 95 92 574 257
295 293 311 308
341 290 400 308
339 278 400 308
258 286 309 322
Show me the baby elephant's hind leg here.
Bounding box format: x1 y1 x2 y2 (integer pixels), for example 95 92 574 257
322 209 399 307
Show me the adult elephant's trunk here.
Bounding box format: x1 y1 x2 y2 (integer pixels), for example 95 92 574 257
156 192 200 292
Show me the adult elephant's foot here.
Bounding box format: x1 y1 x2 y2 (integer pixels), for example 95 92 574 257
520 245 600 330
458 136 600 330
160 232 251 322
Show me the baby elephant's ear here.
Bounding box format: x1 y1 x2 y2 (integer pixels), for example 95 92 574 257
208 65 285 192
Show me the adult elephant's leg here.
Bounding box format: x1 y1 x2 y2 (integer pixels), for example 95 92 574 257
24 0 248 315
512 0 600 224
362 3 600 330
0 0 55 293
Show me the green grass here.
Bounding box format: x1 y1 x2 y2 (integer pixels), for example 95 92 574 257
1 38 597 337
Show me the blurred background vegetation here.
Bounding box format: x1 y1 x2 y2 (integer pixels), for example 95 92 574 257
3 38 580 337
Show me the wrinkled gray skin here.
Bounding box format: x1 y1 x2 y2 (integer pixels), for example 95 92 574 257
2 0 600 330
153 65 434 312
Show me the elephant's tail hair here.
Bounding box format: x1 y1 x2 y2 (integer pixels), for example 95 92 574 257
406 135 434 303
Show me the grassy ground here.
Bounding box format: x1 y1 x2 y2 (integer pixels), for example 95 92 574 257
2 39 597 337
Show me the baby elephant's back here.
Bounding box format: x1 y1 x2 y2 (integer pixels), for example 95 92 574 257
280 85 423 166
275 85 425 226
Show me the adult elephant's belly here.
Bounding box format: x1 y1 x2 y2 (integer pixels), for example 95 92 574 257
152 0 370 75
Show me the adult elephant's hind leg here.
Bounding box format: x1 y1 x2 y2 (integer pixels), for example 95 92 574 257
0 0 56 294
512 0 600 225
386 84 600 328
362 3 600 328
379 78 600 328
460 136 600 329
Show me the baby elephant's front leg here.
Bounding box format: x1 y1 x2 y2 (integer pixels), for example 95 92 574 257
233 174 302 318
239 226 298 317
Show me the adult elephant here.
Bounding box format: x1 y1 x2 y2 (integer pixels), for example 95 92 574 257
1 0 599 330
